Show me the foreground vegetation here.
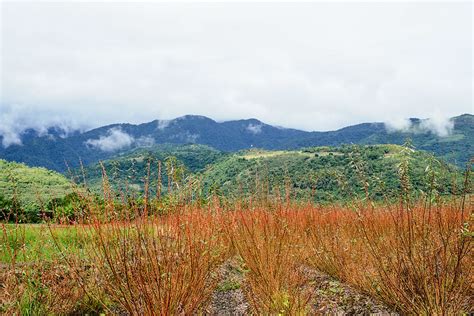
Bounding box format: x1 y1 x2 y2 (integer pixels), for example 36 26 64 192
1 199 472 314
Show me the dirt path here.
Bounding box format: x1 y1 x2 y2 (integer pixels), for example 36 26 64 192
207 260 397 315
305 269 396 315
207 259 249 315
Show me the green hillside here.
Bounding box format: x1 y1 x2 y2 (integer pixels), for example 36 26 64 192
3 143 462 210
80 143 464 203
79 144 227 192
0 159 73 214
201 144 463 202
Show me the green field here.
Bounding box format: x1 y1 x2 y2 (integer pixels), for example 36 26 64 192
1 224 86 263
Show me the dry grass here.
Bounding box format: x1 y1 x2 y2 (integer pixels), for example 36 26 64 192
0 259 104 315
302 200 473 314
227 208 312 314
73 210 229 315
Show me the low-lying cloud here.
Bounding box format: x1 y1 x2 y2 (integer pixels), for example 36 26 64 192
0 104 83 147
85 128 135 152
384 113 454 137
135 136 155 147
246 123 263 135
384 118 413 133
169 131 200 143
157 120 171 131
0 126 22 147
418 115 454 137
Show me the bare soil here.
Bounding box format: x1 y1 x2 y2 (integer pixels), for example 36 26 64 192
207 259 397 315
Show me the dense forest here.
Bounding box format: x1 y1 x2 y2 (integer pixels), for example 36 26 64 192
0 159 72 221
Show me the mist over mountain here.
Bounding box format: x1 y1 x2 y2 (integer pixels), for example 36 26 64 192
0 114 471 172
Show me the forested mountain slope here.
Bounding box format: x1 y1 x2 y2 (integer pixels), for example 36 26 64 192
1 114 472 171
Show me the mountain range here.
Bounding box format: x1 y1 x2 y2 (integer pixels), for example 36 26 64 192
0 113 472 172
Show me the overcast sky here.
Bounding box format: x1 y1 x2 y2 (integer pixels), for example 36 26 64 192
1 1 472 145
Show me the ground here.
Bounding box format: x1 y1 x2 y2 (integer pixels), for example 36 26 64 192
207 259 397 315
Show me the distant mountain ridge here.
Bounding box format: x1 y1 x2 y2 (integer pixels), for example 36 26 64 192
0 114 472 172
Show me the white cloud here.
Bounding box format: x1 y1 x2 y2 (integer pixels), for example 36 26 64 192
135 135 155 147
384 110 455 137
169 131 199 143
384 117 412 133
419 114 454 137
157 120 171 130
0 128 22 147
85 128 134 152
0 2 472 144
0 104 83 147
246 123 262 135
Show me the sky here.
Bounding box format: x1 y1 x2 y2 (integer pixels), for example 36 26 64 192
1 1 473 146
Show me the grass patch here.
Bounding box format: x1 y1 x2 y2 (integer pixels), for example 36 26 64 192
218 279 241 292
1 224 87 263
